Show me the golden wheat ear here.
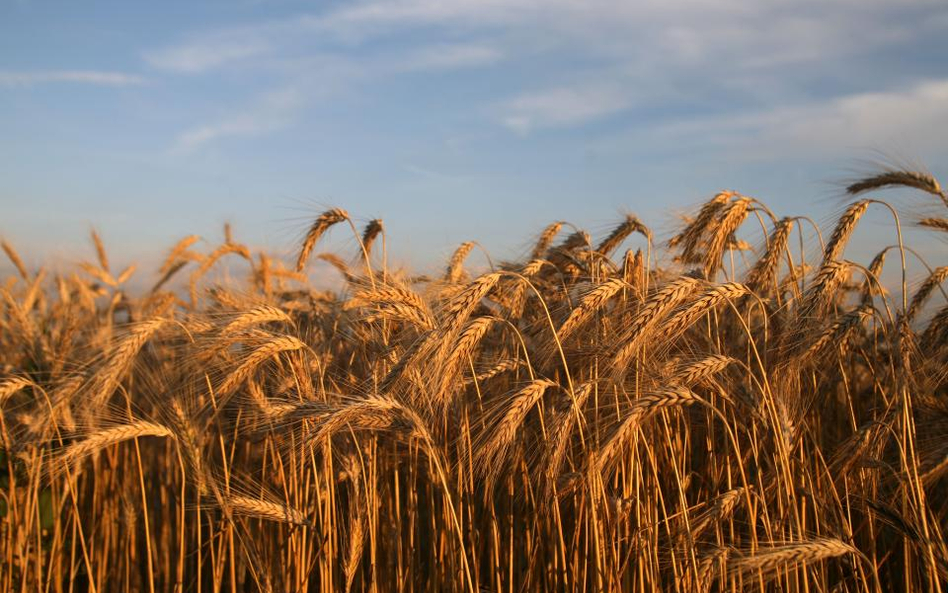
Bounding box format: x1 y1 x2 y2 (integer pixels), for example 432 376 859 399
2 239 29 280
822 200 870 264
296 207 349 272
53 420 176 477
596 214 651 257
918 217 948 232
361 218 384 257
847 169 944 202
530 221 563 260
728 538 857 581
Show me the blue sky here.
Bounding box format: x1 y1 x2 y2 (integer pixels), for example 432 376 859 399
2 0 947 278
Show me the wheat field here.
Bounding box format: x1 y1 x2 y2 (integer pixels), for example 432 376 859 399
1 169 947 592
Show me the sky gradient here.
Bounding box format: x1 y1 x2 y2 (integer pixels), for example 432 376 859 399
2 0 947 278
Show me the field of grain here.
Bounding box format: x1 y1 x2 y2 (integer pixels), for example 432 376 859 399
1 169 947 592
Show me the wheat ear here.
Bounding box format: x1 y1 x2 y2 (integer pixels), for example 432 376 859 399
673 355 736 386
92 318 167 406
597 215 651 256
823 200 870 264
221 305 292 336
658 282 749 341
531 222 563 260
296 208 350 272
361 218 384 256
2 240 29 280
442 272 501 331
596 388 701 472
90 228 110 273
217 336 306 397
847 169 945 205
612 276 702 375
60 421 175 471
672 191 733 261
346 283 433 330
446 241 476 282
703 197 750 278
159 235 201 274
223 494 309 526
918 217 948 233
481 379 556 485
0 376 33 407
729 538 856 579
906 266 948 322
558 278 627 340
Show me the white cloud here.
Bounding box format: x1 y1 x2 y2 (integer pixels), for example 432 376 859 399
172 87 304 153
501 84 633 132
595 78 948 160
0 70 145 87
144 0 948 149
144 35 270 73
396 44 503 72
163 40 503 152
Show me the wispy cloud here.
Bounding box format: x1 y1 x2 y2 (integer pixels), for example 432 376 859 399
164 40 503 152
592 78 948 161
144 34 270 73
172 87 304 153
396 43 503 72
501 84 633 133
140 0 948 154
0 70 146 87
